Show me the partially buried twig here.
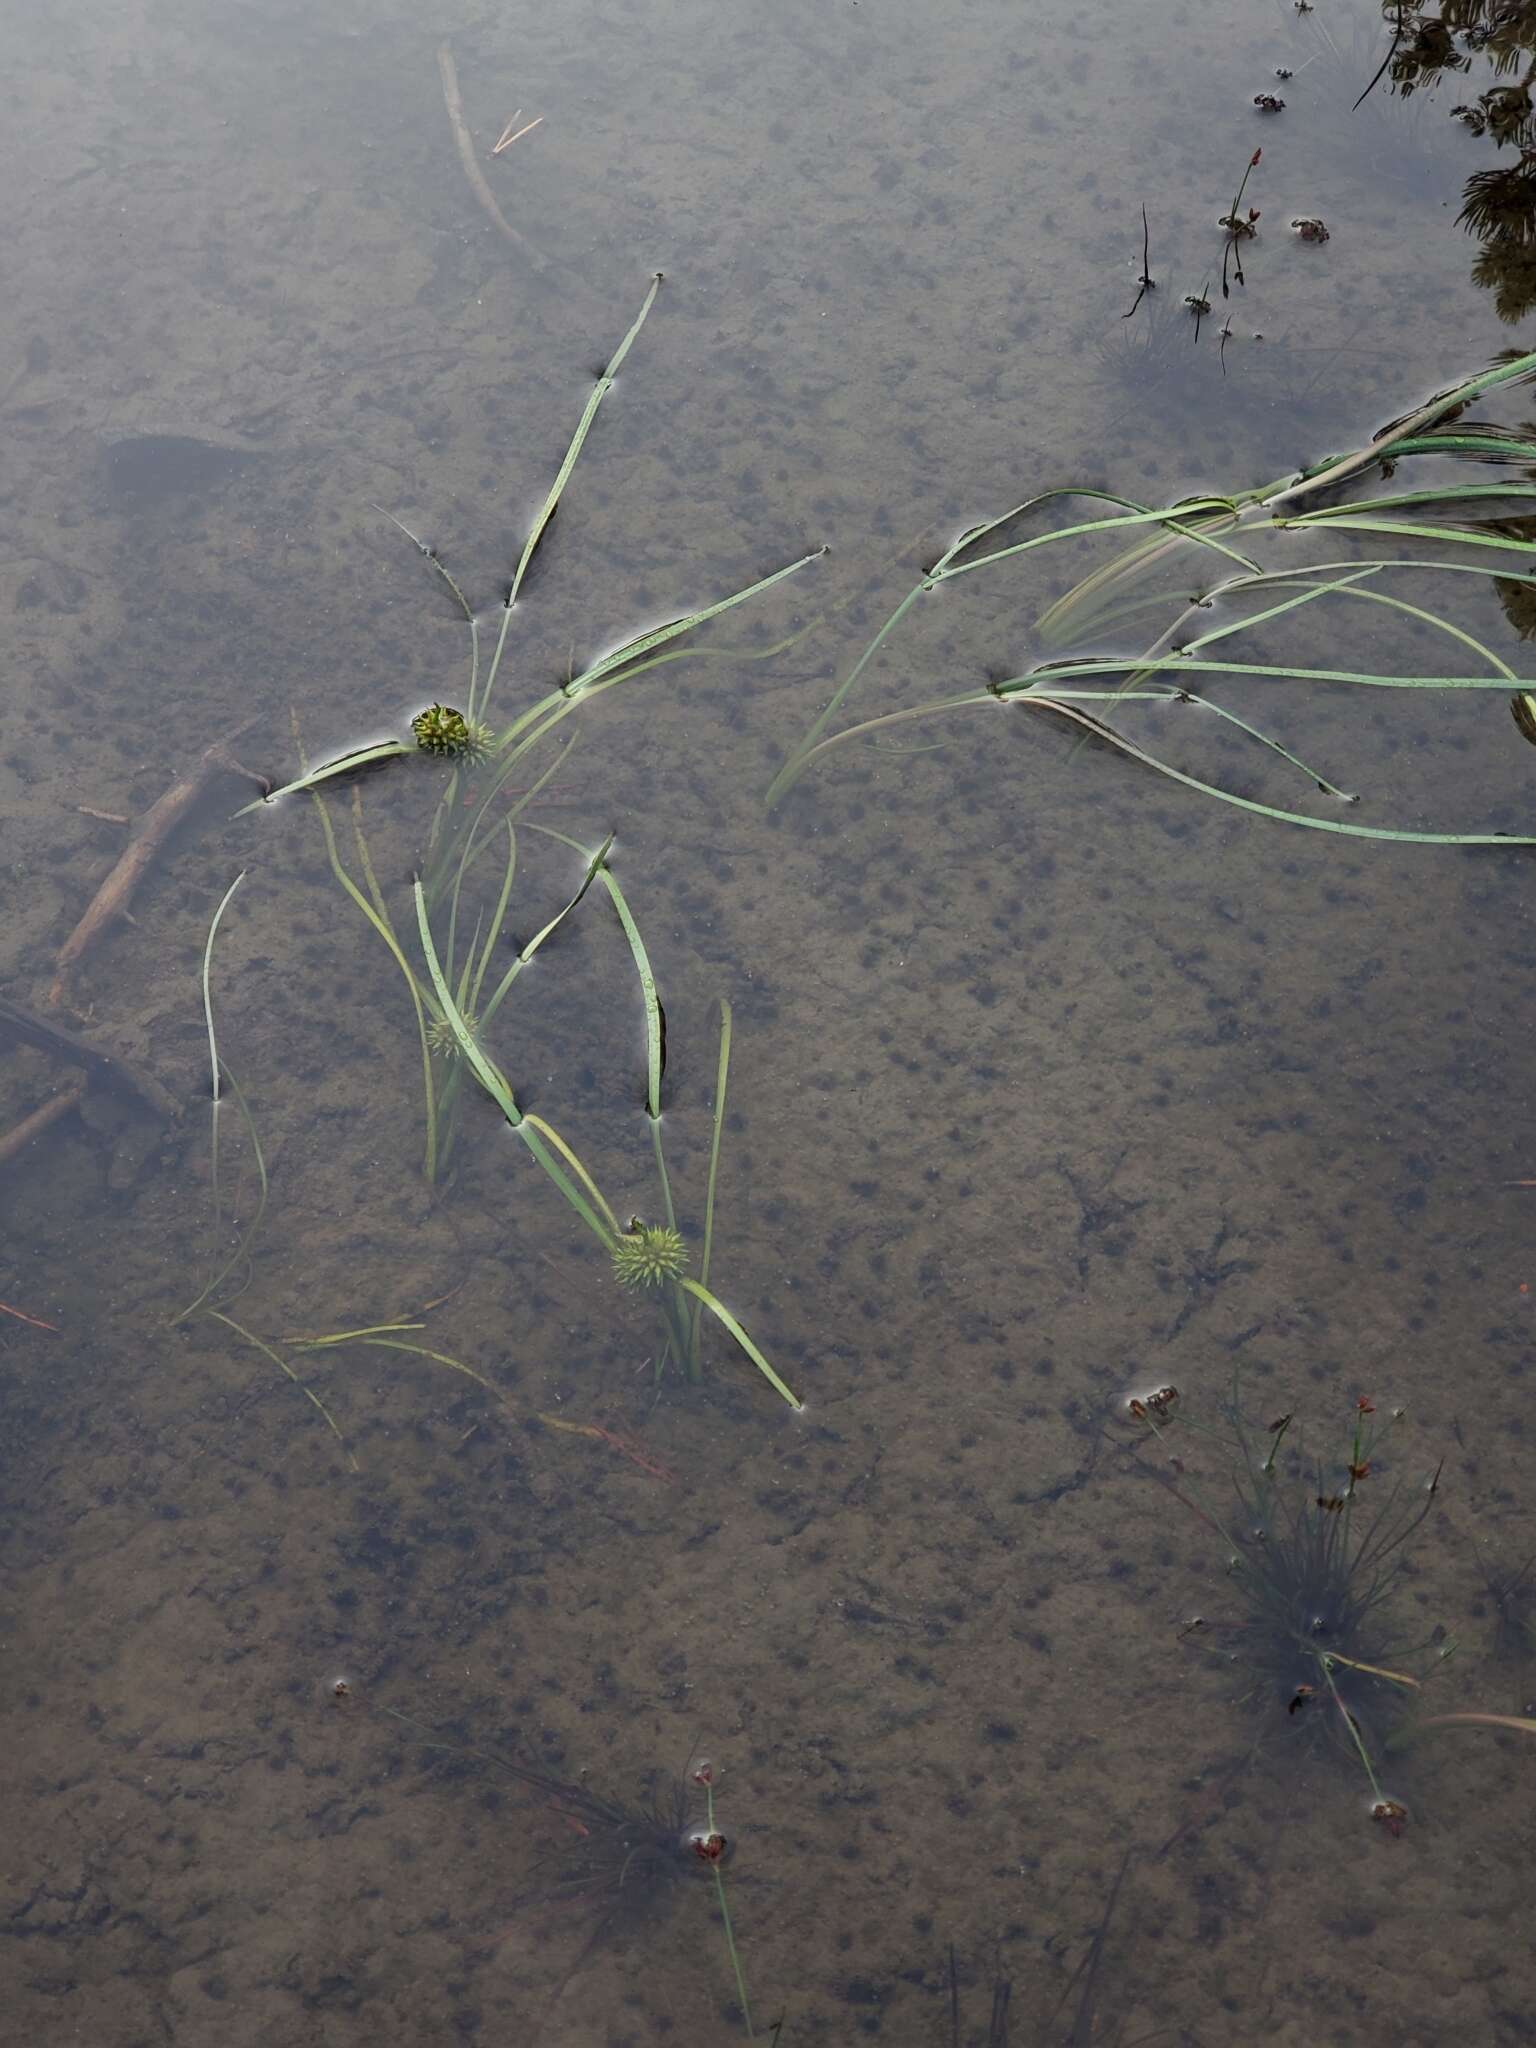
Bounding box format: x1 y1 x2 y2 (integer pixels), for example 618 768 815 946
48 724 269 1009
0 1296 60 1331
0 994 178 1123
437 44 553 276
0 1084 84 1168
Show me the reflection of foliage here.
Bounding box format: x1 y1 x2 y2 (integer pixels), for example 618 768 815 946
1386 4 1536 317
1492 513 1536 637
1465 159 1536 316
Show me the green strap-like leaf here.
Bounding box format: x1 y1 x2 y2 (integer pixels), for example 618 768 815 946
679 1277 803 1409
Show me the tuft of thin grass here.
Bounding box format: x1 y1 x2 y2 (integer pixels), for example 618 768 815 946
381 1708 755 2022
1132 1381 1448 1825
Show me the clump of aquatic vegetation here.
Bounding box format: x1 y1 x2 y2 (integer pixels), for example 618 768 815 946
176 849 801 1415
382 1709 761 2034
246 276 819 1186
215 279 809 1411
1132 1382 1536 1829
770 347 1536 846
1129 1383 1450 1832
419 889 802 1408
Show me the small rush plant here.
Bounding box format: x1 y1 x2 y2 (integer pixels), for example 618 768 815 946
1130 1380 1448 1833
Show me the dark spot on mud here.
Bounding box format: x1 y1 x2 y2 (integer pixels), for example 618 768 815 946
103 434 263 503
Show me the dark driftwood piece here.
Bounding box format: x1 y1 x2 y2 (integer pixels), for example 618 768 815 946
0 994 179 1123
47 729 268 1009
0 1084 85 1166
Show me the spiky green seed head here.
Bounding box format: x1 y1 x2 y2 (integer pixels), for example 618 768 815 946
426 1009 478 1059
611 1224 689 1290
412 704 494 761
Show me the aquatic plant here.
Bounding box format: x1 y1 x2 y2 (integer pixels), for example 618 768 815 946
383 1711 759 2032
246 275 822 1181
175 872 267 1325
612 1222 691 1289
175 878 533 1451
1131 1383 1448 1830
416 872 802 1408
769 347 1536 846
188 292 811 1409
1091 295 1197 410
410 702 494 761
174 860 800 1414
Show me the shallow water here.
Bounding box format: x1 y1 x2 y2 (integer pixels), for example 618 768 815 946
4 0 1536 2041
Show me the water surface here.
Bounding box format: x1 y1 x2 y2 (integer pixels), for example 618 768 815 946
3 1 1535 2041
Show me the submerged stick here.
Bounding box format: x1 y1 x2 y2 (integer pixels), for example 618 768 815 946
0 1084 84 1167
0 993 178 1122
48 727 269 1008
0 1296 60 1331
437 44 553 276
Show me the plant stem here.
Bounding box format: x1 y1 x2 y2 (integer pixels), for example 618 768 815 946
705 1783 754 2038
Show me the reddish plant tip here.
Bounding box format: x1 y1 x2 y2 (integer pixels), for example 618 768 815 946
1371 1799 1409 1838
689 1828 729 1863
691 1759 715 1787
1251 148 1262 165
1357 1398 1376 1415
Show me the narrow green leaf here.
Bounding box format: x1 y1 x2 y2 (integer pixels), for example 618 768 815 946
508 275 664 610
200 871 247 1104
1014 654 1529 692
234 741 411 817
595 860 663 1118
570 547 826 698
679 1277 803 1409
691 997 733 1359
1278 515 1536 558
208 1311 358 1469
